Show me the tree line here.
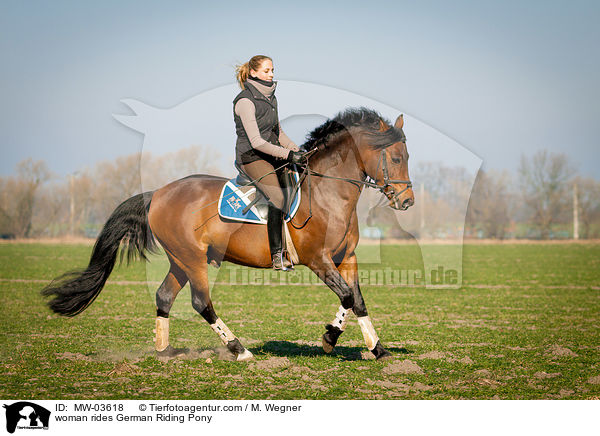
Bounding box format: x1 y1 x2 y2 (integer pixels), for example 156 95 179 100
0 146 220 238
1 147 598 240
362 150 598 239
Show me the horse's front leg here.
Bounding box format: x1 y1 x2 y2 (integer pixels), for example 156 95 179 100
311 254 391 360
330 253 392 360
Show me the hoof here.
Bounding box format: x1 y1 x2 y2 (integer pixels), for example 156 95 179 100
322 324 342 354
375 350 393 361
322 336 334 354
236 349 254 361
372 341 393 360
156 345 187 358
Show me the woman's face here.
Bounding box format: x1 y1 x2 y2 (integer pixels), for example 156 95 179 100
250 59 274 82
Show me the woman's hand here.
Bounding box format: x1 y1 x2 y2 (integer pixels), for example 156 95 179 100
287 151 308 164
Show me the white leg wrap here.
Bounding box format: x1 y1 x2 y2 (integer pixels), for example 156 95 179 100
154 316 169 352
330 306 352 331
357 316 380 351
210 318 236 345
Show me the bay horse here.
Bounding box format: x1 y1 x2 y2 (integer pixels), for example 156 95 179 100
42 107 414 361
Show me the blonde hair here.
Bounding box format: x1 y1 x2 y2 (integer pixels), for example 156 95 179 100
235 55 272 89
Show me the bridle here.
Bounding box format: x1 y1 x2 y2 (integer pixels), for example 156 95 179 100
375 148 413 209
288 145 413 229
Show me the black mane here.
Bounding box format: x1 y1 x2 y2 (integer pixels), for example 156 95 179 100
302 107 405 151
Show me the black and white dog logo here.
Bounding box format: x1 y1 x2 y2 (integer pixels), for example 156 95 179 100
3 402 50 433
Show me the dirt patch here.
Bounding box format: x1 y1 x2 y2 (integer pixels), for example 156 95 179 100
412 382 432 391
360 351 376 360
475 369 492 377
534 371 562 379
382 359 424 375
251 357 291 371
153 346 233 362
448 342 491 348
367 379 410 390
558 389 574 398
417 351 447 360
289 365 339 376
56 352 93 362
447 356 474 365
506 346 535 351
107 361 140 376
310 384 328 392
547 345 578 357
289 340 321 347
587 376 600 385
476 379 500 388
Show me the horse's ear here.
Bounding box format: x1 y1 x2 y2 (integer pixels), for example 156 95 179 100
379 119 390 131
394 114 404 129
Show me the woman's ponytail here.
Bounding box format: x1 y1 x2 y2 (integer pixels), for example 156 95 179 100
235 62 250 89
235 55 272 89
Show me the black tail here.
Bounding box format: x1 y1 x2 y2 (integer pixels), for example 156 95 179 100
41 192 156 316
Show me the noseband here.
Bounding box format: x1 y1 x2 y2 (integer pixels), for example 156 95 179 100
376 149 413 209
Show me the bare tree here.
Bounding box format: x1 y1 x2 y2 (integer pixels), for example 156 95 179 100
407 162 473 238
91 153 142 221
141 145 222 191
575 177 600 239
466 170 512 239
0 159 50 237
31 182 68 237
518 151 574 239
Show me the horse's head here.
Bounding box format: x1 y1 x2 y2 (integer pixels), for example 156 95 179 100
304 108 414 211
362 114 414 211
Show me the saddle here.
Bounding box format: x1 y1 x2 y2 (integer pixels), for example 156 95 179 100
217 161 301 225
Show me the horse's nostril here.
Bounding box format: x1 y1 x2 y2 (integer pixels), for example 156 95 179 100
402 198 413 209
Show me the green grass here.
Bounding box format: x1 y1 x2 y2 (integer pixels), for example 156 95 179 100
0 242 599 399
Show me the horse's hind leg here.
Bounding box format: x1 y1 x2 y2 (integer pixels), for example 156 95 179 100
187 260 254 362
154 260 188 353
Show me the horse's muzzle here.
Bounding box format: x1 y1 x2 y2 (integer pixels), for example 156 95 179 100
386 187 414 211
400 197 414 210
389 196 414 211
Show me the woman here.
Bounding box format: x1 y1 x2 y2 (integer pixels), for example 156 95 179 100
233 55 306 270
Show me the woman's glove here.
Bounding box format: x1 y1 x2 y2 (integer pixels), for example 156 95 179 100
287 151 308 164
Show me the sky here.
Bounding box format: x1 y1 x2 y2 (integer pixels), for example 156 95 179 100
1 0 599 180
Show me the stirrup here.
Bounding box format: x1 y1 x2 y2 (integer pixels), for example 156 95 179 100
272 250 288 271
282 250 294 270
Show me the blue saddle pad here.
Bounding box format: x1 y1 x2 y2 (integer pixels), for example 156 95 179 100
217 168 301 224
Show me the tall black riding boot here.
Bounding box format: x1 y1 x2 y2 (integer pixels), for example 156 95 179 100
267 205 287 271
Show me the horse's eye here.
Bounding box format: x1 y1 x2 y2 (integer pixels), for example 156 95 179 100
391 157 402 164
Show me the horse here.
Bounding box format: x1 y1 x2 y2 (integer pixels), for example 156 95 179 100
41 107 414 361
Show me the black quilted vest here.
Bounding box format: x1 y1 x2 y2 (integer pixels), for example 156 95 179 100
233 81 280 164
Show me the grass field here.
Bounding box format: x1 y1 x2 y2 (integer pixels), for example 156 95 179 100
1 242 599 399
